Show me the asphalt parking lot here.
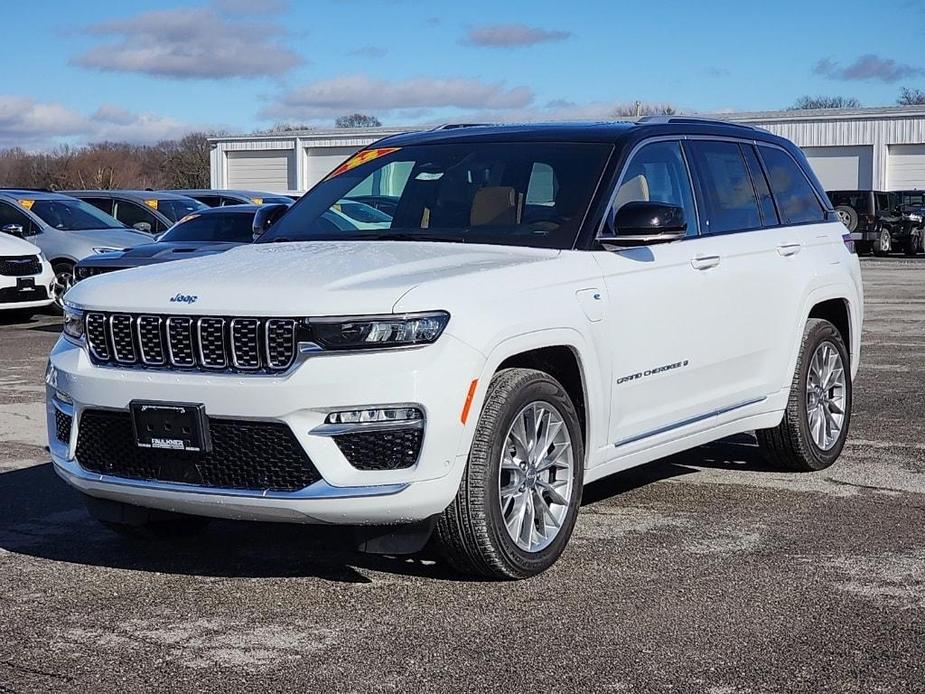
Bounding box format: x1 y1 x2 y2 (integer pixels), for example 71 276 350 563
1 257 923 694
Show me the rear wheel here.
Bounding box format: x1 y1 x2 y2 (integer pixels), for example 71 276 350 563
434 368 583 579
904 229 923 257
872 229 892 257
757 319 851 471
50 261 75 312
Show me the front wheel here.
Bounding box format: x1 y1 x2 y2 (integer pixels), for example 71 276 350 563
904 229 923 257
434 368 584 580
872 229 892 257
50 261 75 312
757 319 851 471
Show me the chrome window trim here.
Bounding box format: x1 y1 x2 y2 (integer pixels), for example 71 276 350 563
136 315 166 366
166 316 196 367
196 317 228 369
230 318 261 370
109 314 137 364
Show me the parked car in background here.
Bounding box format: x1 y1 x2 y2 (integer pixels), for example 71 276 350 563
74 204 288 282
895 190 925 255
51 119 862 579
344 194 400 216
331 199 392 228
0 190 149 307
63 190 206 236
828 189 922 256
172 189 294 207
0 231 55 321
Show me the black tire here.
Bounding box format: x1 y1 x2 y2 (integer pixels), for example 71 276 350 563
834 205 858 232
757 319 852 471
0 309 33 324
904 229 922 257
434 368 584 580
872 229 891 257
854 241 873 256
50 261 75 313
83 493 211 540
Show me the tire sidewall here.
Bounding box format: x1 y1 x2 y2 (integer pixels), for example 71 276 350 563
795 323 852 469
476 376 584 576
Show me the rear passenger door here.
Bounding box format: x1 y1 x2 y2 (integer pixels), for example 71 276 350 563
113 200 162 234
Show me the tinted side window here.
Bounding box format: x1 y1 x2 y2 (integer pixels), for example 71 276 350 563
742 145 779 226
612 140 698 237
81 197 114 215
0 202 38 235
686 141 760 234
759 147 826 224
114 201 161 232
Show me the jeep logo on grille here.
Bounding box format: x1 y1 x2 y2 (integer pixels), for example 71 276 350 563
169 293 198 305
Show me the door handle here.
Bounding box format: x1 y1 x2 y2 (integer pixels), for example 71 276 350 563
777 242 802 257
691 255 720 270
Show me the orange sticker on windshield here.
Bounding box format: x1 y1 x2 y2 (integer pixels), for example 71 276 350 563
18 199 34 210
143 198 159 210
325 147 401 180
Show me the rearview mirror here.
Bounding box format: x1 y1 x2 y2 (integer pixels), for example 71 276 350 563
1 224 24 238
252 203 291 240
133 221 153 233
599 201 687 249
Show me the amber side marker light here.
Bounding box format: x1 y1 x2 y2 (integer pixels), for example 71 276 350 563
460 379 479 425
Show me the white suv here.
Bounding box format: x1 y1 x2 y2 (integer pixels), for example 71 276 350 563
47 119 863 579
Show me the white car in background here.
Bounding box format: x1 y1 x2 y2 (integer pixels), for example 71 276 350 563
0 232 54 321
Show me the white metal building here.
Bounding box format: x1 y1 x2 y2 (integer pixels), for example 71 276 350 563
210 105 925 193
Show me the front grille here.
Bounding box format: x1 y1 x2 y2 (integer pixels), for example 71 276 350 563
0 286 48 304
0 255 41 277
54 409 73 444
75 409 322 492
85 312 298 373
333 427 423 470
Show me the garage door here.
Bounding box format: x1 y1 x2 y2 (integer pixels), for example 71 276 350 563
888 144 925 190
802 146 873 190
226 150 295 192
304 147 362 189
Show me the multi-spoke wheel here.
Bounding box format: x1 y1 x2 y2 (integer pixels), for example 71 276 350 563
757 318 852 471
435 368 583 579
51 261 74 312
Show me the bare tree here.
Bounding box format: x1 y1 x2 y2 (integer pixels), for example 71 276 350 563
611 102 677 118
788 95 861 110
897 87 925 105
335 113 382 128
257 122 315 134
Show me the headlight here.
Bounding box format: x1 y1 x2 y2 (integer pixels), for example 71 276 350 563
91 247 122 255
907 213 923 223
309 311 449 350
62 304 85 343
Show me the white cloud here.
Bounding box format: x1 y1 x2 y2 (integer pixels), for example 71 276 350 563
71 7 301 79
0 95 209 149
461 24 571 47
263 75 535 120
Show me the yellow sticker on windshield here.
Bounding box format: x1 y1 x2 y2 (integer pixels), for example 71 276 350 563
18 199 34 210
250 197 263 205
325 147 401 180
143 198 159 210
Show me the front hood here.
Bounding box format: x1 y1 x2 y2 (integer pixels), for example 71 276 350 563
65 240 559 315
0 233 42 255
69 228 152 247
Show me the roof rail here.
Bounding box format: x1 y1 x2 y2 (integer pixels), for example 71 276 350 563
637 115 760 130
431 123 492 131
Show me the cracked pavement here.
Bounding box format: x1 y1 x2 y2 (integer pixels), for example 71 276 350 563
1 257 923 693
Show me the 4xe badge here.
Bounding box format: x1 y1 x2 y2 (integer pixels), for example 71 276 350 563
169 293 197 305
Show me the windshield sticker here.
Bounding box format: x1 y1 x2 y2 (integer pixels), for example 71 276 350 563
325 147 401 180
18 199 34 210
144 199 159 210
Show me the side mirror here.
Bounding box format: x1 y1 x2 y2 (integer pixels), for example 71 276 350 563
600 201 687 249
1 224 24 238
133 221 153 233
252 203 290 240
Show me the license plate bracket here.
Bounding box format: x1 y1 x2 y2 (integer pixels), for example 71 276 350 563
16 277 35 290
130 401 211 453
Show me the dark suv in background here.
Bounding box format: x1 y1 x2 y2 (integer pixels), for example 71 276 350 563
828 190 923 256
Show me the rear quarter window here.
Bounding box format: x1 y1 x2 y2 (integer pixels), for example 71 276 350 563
759 147 826 225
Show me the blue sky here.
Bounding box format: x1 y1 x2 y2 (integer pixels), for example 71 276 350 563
3 0 924 148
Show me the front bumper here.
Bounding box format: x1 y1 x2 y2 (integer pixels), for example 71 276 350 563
0 263 55 310
46 333 485 524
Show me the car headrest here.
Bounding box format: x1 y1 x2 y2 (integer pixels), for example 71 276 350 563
614 174 650 211
470 186 519 227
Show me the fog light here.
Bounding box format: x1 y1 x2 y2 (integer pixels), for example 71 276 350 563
326 407 423 425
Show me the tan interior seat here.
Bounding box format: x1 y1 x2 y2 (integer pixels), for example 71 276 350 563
614 174 650 211
470 186 519 227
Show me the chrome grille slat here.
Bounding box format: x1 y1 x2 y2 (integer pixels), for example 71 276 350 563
265 319 297 370
230 319 261 370
85 312 297 373
136 315 166 365
110 314 137 364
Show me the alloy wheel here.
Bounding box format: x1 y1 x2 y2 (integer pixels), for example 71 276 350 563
879 230 891 253
51 269 73 308
498 401 574 553
805 341 847 451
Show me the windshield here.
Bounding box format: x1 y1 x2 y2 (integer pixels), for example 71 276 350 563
259 142 612 248
158 198 207 222
160 212 256 243
29 199 126 230
900 192 924 207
